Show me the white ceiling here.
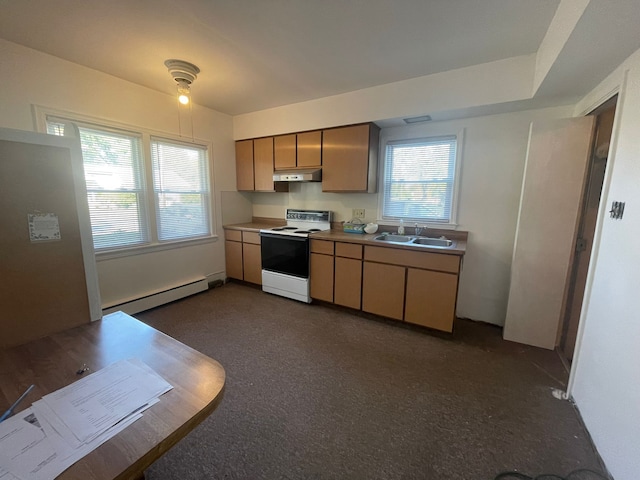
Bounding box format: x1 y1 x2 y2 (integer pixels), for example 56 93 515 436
1 0 639 118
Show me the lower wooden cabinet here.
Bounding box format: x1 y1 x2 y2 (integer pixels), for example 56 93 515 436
405 268 458 332
362 262 405 320
334 257 362 309
308 237 462 332
225 240 243 280
242 243 262 285
310 252 334 302
333 243 362 309
224 228 262 285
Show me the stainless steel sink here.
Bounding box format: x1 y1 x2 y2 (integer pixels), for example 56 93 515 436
411 237 454 247
372 234 456 248
373 234 413 243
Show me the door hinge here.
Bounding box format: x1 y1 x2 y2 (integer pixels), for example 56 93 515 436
576 238 587 252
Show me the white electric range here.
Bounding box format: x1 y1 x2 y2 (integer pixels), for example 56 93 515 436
259 209 332 303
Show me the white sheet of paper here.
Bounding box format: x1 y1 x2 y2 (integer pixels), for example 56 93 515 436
0 409 68 480
32 398 156 452
0 466 20 480
41 359 172 443
28 213 61 242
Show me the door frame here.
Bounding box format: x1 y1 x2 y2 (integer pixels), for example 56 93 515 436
565 80 624 398
558 96 617 364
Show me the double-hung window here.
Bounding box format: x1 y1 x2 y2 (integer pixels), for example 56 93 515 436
382 136 459 224
151 139 210 241
45 114 212 251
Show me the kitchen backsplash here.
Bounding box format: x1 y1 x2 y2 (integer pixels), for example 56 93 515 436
250 182 379 223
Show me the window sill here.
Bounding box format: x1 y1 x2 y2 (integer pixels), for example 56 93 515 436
95 235 219 261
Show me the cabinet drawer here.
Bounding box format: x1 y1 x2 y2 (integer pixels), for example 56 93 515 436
225 229 242 242
310 239 334 255
335 242 362 259
364 246 460 274
242 231 261 245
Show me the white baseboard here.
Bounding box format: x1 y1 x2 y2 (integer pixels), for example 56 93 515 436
102 274 221 316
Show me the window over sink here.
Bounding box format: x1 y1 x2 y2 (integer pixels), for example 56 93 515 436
381 134 462 226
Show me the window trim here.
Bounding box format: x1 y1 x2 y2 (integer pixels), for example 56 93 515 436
33 105 217 255
377 128 464 229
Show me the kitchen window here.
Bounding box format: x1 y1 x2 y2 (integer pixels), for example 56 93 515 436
44 113 212 251
381 135 460 225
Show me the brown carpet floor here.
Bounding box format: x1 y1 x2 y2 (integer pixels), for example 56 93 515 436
137 282 605 480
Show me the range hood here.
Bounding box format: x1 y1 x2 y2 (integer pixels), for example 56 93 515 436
273 168 322 182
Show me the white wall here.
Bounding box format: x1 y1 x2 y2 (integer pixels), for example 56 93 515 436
569 47 640 480
252 105 572 325
233 55 536 139
0 39 236 308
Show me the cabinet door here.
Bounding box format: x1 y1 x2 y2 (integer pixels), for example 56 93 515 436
362 262 405 320
254 137 275 191
334 257 362 309
274 134 297 170
243 242 262 285
235 140 254 191
225 240 243 280
405 268 458 332
310 253 334 302
322 124 371 192
297 130 322 167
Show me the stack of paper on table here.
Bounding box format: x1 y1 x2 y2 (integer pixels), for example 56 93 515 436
0 358 172 480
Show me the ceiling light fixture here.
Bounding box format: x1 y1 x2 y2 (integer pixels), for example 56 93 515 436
164 59 200 106
403 115 432 124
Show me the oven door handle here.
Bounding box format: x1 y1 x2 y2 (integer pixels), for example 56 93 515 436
259 233 309 242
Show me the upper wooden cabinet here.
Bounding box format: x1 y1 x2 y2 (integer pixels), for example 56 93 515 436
236 138 288 192
274 134 297 170
322 123 380 193
235 140 254 191
254 137 276 191
297 131 322 168
238 121 378 192
274 131 322 170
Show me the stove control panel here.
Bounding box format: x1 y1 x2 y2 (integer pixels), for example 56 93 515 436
285 209 332 223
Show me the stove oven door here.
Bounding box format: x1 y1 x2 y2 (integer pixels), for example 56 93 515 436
260 233 310 278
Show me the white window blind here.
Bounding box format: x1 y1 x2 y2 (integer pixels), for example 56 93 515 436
383 136 457 223
151 139 210 241
47 119 148 250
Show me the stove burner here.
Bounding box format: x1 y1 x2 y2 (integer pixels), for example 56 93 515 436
271 226 297 231
294 230 312 234
308 228 321 232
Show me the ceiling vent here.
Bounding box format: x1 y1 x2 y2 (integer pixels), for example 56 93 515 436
403 115 432 124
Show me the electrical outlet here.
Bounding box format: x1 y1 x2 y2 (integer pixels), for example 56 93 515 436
352 208 365 219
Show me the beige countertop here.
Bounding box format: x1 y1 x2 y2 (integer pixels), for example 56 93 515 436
223 219 286 232
309 229 466 256
224 221 466 256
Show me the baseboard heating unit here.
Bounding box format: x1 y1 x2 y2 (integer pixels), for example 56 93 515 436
102 277 209 316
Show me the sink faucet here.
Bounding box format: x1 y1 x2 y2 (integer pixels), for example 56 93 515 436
414 223 426 236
